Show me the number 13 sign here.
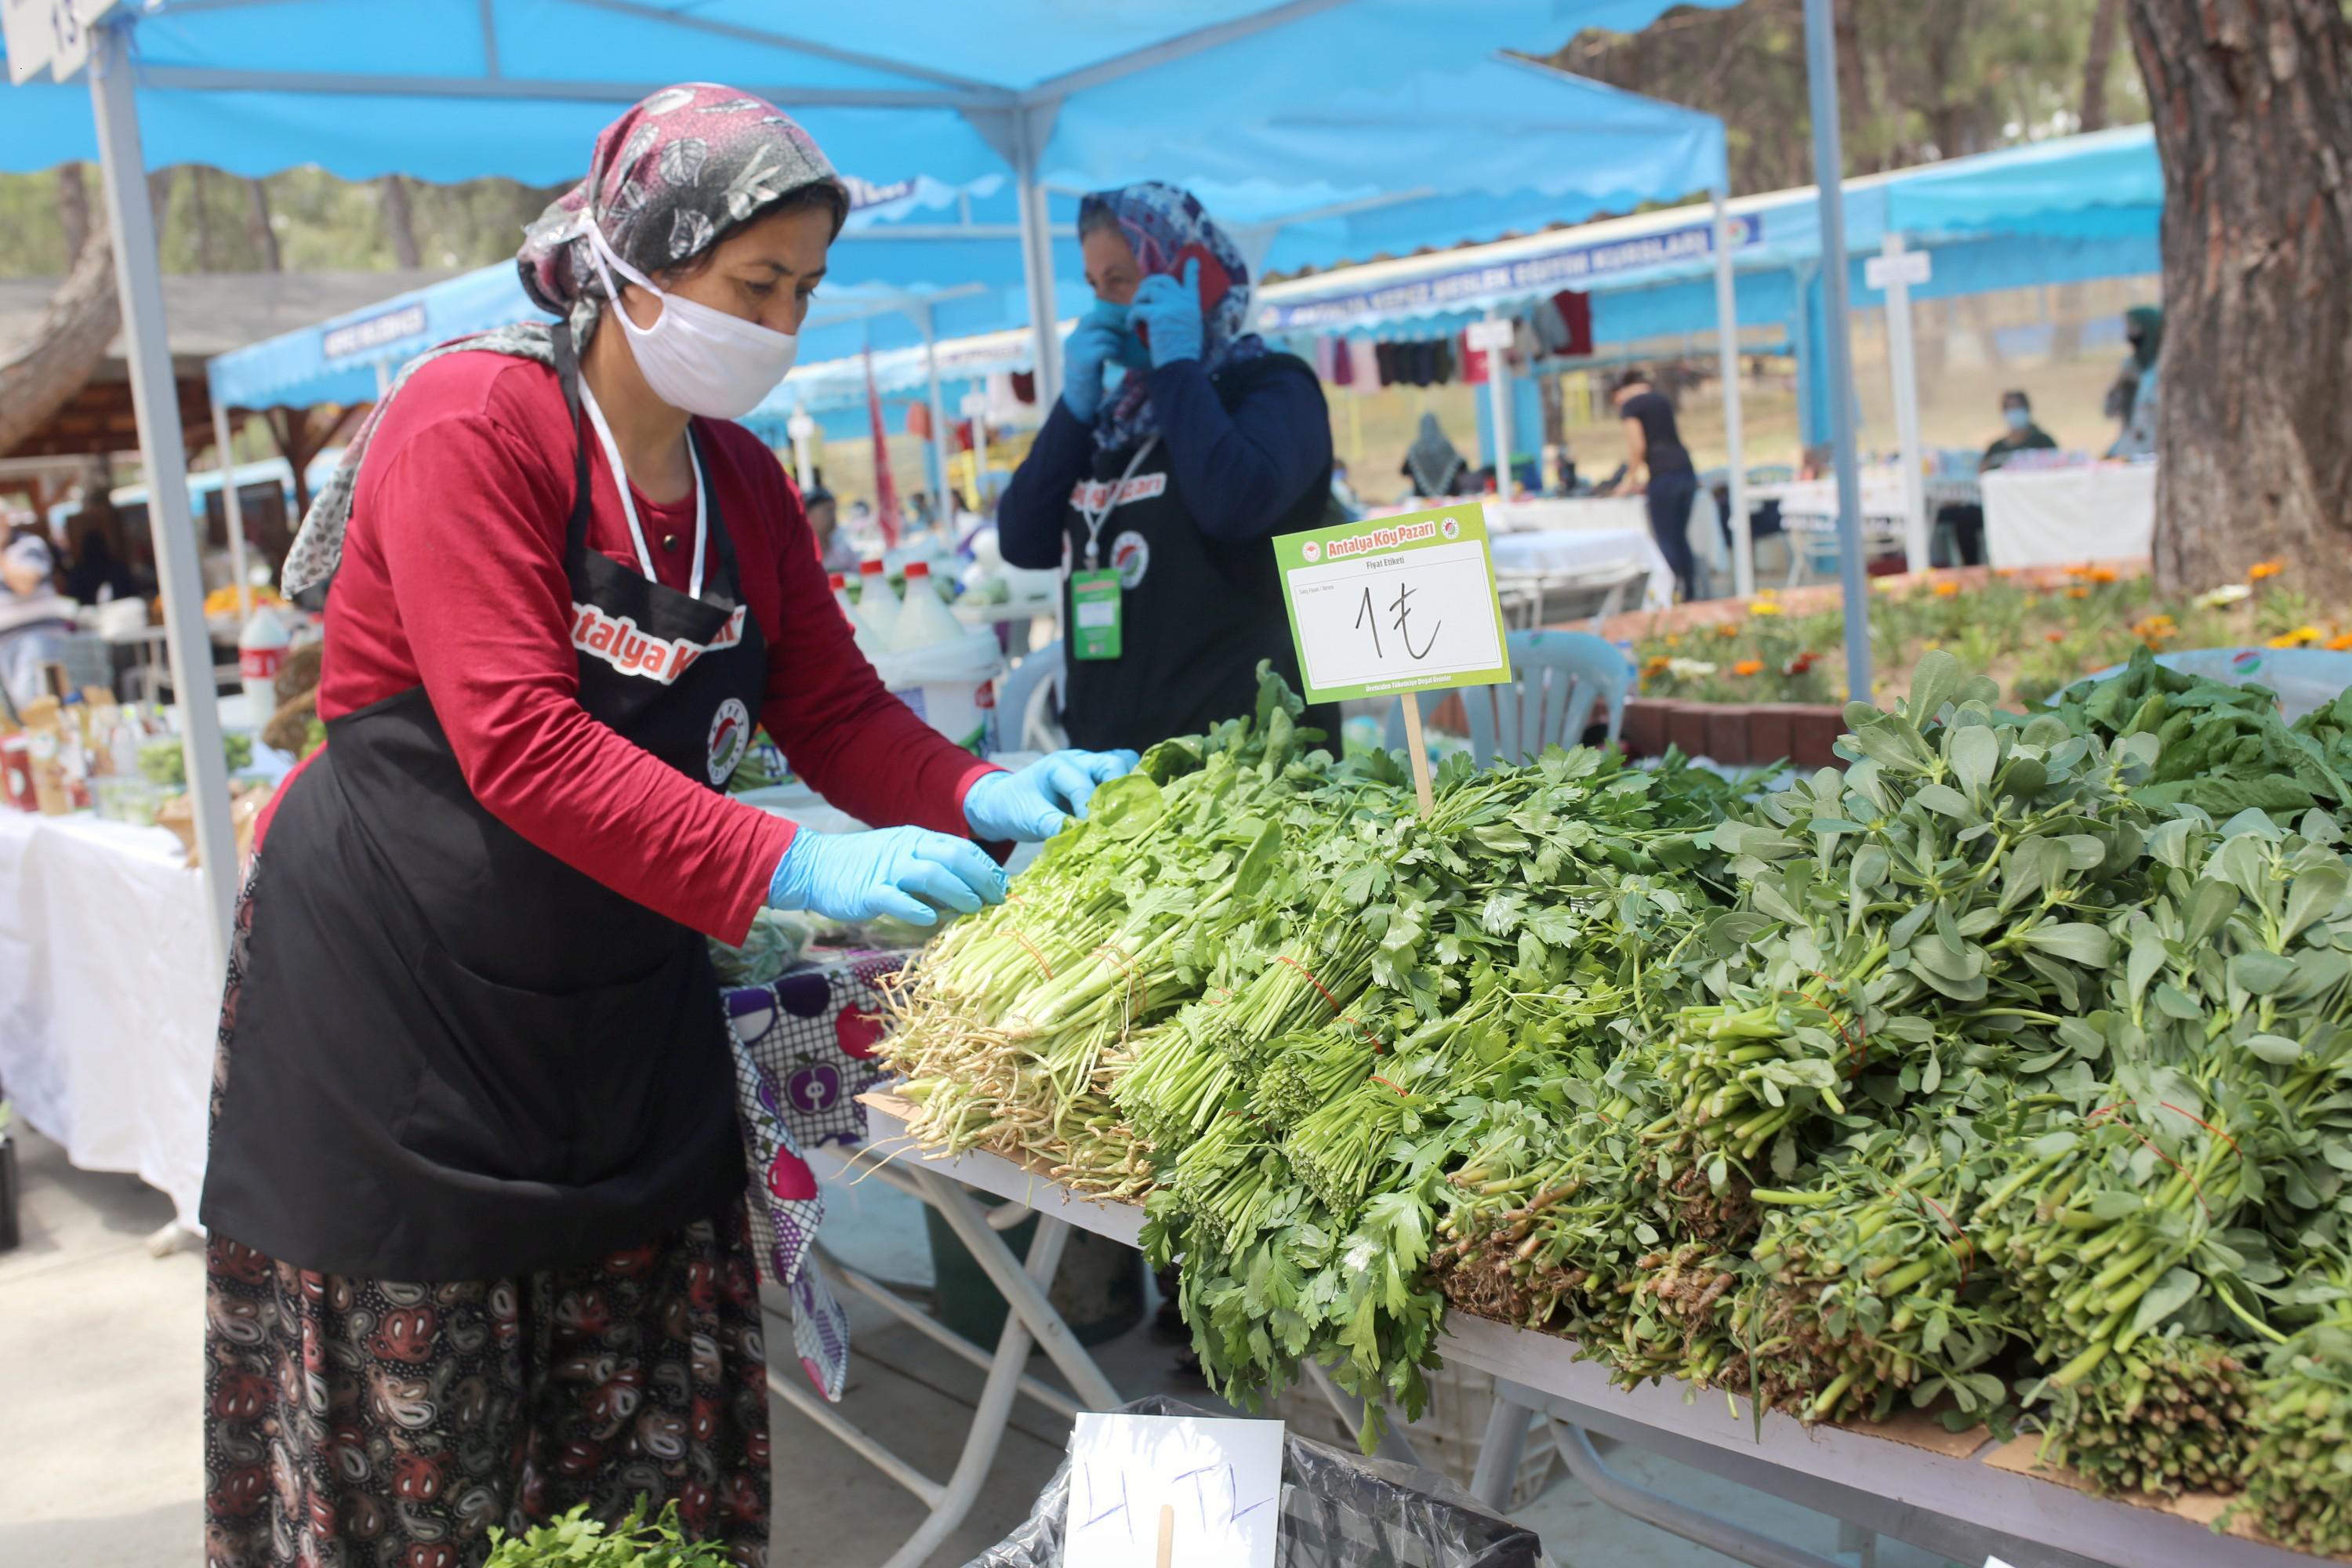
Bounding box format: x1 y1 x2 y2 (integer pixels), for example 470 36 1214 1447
1274 501 1510 704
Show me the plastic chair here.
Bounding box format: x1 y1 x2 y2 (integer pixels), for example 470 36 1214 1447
1385 630 1633 769
989 640 1067 754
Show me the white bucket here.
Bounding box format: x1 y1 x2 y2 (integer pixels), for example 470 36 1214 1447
869 626 1004 755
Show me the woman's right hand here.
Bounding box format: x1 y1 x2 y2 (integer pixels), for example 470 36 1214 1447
1060 300 1128 423
768 826 1007 927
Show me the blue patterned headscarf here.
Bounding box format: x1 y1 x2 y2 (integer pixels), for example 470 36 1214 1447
1079 181 1265 454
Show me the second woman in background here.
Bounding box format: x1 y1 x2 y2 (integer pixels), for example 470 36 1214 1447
997 182 1338 753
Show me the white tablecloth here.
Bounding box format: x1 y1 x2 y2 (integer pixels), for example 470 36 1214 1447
1488 525 1674 612
0 811 216 1229
1483 495 1650 535
1980 463 2157 568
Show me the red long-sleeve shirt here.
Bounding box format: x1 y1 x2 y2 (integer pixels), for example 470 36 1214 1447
305 350 990 946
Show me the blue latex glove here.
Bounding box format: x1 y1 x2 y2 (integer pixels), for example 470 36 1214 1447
768 826 1007 927
1130 259 1205 367
1060 299 1128 422
963 749 1142 841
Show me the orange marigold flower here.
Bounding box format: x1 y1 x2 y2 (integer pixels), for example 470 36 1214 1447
2249 559 2286 581
1784 652 1817 676
2086 567 2118 584
2065 586 2091 600
2328 633 2352 652
1933 581 1961 597
1644 655 1673 676
2044 630 2065 644
1732 659 1765 677
1717 621 1740 637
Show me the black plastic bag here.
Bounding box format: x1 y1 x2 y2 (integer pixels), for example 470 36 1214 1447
963 1396 1548 1568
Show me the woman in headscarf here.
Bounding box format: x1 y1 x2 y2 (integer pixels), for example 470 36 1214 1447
198 84 1130 1568
1401 411 1470 499
2107 304 2163 459
997 181 1339 751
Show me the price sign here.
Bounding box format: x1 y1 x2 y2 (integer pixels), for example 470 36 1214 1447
1865 249 1933 291
4 0 107 84
1464 318 1515 351
1274 501 1510 704
1064 1412 1283 1568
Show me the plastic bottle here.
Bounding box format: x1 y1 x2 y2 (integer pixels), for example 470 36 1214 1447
888 561 964 652
855 558 901 647
831 572 884 659
238 605 290 739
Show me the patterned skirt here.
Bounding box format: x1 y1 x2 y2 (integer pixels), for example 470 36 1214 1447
201 1203 773 1568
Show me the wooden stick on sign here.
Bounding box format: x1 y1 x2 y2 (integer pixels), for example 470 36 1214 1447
1156 1502 1176 1568
1398 694 1437 818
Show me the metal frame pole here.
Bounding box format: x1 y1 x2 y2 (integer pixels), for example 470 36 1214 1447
920 304 953 518
1711 186 1752 599
1880 232 1929 571
90 18 235 966
1484 309 1515 500
1802 0 1874 700
212 401 253 621
1012 107 1062 413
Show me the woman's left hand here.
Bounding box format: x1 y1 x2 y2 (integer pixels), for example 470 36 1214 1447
964 749 1141 841
1130 260 1205 368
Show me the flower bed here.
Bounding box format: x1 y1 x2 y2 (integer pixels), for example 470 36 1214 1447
1600 557 2338 768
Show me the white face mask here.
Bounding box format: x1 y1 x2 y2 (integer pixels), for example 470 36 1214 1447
586 223 799 419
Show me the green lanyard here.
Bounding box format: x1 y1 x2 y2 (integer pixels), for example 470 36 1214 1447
1070 437 1158 662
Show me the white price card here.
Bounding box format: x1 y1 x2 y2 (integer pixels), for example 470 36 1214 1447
1272 502 1510 703
1064 1412 1283 1568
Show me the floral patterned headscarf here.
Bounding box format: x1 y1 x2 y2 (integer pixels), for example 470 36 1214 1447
1078 181 1265 454
281 83 844 608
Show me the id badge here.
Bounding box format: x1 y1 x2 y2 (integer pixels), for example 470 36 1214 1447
1070 569 1123 661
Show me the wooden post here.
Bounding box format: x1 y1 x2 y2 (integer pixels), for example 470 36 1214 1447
1155 1503 1175 1568
1398 695 1436 818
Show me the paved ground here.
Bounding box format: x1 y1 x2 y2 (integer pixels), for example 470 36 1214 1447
0 1127 1958 1567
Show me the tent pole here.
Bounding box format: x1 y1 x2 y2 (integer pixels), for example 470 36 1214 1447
1012 107 1062 413
921 305 953 518
90 18 236 968
213 401 254 622
1881 233 1929 572
1801 0 1872 702
1484 311 1515 502
1710 186 1751 601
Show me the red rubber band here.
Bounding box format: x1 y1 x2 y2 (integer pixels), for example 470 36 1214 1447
2089 1104 2213 1221
1005 928 1053 981
1370 1074 1410 1098
1277 953 1382 1050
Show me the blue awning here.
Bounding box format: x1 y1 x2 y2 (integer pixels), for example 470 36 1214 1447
1884 125 2160 241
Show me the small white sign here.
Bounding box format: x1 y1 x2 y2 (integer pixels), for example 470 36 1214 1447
1866 250 1933 291
1064 1413 1283 1568
1285 535 1507 699
1465 318 1515 351
3 0 107 84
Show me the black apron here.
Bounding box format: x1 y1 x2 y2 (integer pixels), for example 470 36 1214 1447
1056 353 1339 753
201 326 765 1280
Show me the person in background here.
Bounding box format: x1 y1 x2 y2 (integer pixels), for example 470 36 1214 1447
1613 366 1699 601
1400 412 1469 499
64 515 138 604
805 483 857 572
2107 306 2162 459
997 180 1338 753
0 528 71 712
1980 389 2058 472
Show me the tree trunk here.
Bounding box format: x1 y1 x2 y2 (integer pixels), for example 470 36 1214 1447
2127 0 2352 596
0 201 118 456
246 176 281 271
2082 0 2123 132
379 173 422 270
56 163 90 262
1834 0 1876 171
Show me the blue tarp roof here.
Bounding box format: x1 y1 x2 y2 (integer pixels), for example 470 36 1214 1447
206 53 1728 415
3 2 1733 183
1884 124 2161 241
